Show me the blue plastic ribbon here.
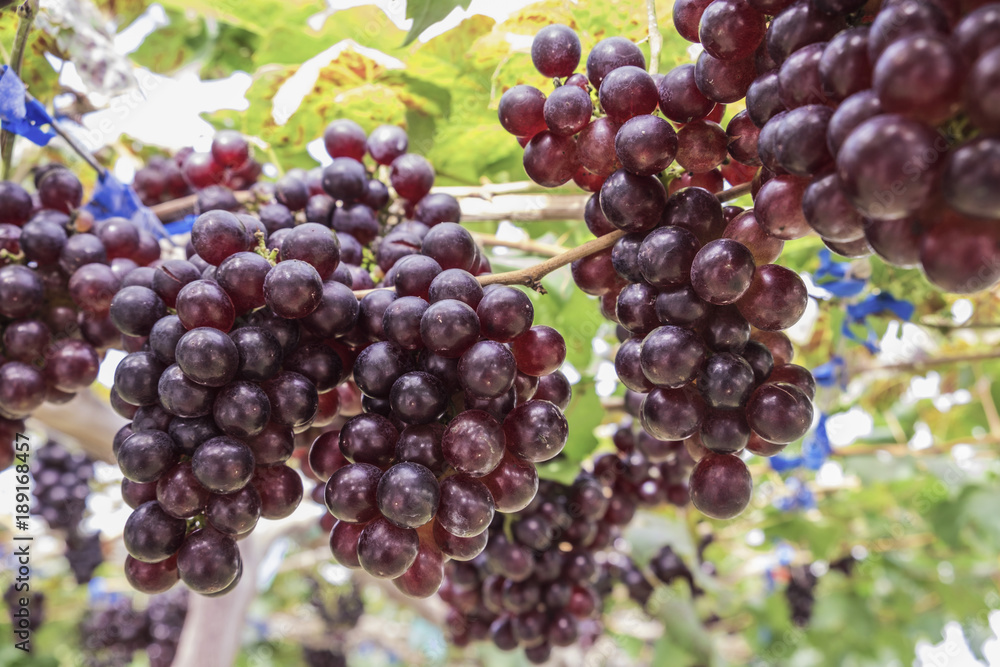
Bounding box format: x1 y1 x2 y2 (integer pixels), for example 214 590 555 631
813 355 847 388
769 413 830 473
801 414 831 470
0 66 56 146
164 213 198 236
774 477 817 512
814 250 867 297
84 172 172 240
842 291 915 353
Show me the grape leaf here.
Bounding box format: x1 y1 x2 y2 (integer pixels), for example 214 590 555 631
402 0 472 46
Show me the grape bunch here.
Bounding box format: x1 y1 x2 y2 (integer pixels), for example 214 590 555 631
111 120 505 598
0 165 163 433
500 25 818 520
315 271 572 596
595 415 698 512
679 0 1000 293
133 130 263 207
31 439 105 583
301 578 363 667
785 563 818 627
78 589 188 667
3 583 44 633
436 468 715 663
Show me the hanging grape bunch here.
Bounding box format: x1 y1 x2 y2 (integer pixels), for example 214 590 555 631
31 440 105 583
133 129 264 207
109 120 570 598
499 24 816 519
436 459 713 664
680 0 1000 292
0 166 163 458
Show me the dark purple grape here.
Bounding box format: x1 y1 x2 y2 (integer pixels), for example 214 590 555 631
523 131 578 187
655 285 710 327
695 51 756 103
322 157 367 202
689 452 752 518
737 263 808 331
697 352 756 409
699 0 766 62
658 64 716 124
639 325 708 388
261 371 318 428
117 430 179 483
329 520 365 568
357 517 419 579
157 462 210 519
377 462 439 528
443 409 505 477
176 527 241 594
123 501 187 563
109 285 166 337
325 463 381 523
323 119 367 160
598 66 658 124
662 186 726 244
543 84 593 136
114 351 166 407
746 382 814 444
390 153 435 202
436 474 495 538
191 435 255 493
339 413 398 467
213 381 270 439
599 169 667 233
477 286 533 342
578 117 621 177
531 24 581 77
836 114 943 220
614 115 677 177
641 385 706 440
420 299 480 359
503 399 568 462
585 37 645 90
389 371 447 425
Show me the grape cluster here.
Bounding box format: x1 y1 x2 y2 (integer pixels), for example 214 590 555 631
600 416 697 511
785 563 818 627
315 270 571 596
31 440 104 583
436 469 716 663
501 25 818 520
78 589 188 667
0 165 162 432
3 583 44 632
133 130 262 207
680 0 1000 293
112 120 529 598
301 578 363 667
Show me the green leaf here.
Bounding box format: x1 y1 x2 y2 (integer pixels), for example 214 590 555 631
403 0 473 46
560 382 604 462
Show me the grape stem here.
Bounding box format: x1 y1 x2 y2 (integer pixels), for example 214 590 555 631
470 232 566 257
855 351 1000 375
646 0 662 76
1 0 41 180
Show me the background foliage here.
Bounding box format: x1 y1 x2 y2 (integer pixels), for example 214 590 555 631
1 0 999 665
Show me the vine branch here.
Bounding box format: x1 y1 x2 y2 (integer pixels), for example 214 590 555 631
855 351 1000 375
646 0 662 76
470 232 566 257
1 0 41 180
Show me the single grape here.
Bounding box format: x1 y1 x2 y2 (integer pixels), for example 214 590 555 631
689 452 752 519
